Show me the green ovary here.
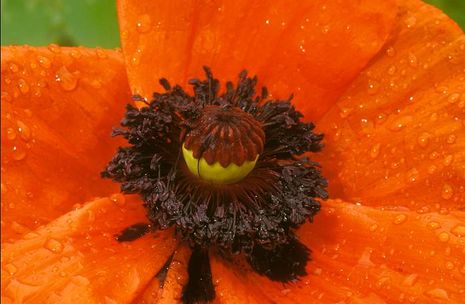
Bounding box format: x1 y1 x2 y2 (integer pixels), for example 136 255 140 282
182 145 258 184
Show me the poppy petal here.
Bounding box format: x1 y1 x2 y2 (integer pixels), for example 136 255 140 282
246 199 465 303
133 246 189 304
1 195 177 303
1 46 132 241
316 0 465 210
117 0 397 120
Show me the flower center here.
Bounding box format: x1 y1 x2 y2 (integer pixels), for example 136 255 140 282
182 105 265 184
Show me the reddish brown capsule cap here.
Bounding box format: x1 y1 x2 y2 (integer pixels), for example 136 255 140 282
184 105 265 167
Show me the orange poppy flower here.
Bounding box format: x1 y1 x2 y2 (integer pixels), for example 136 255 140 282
2 0 465 303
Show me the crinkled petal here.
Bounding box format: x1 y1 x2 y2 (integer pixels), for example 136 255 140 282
245 199 465 303
316 0 465 210
117 0 397 120
1 195 177 303
1 46 131 241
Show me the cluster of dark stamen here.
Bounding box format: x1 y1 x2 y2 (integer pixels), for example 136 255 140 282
103 67 327 303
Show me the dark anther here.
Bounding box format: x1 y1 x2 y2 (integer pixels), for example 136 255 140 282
116 223 151 242
182 248 215 304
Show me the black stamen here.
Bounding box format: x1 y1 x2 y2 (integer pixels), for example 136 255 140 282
248 238 309 282
182 248 215 304
116 223 150 242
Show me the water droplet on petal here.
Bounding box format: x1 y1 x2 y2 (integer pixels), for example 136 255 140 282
441 184 453 200
48 43 61 53
446 134 456 144
451 225 465 237
11 146 26 161
389 116 413 132
402 273 418 286
96 48 108 59
6 128 16 140
437 231 450 243
442 154 454 166
70 49 82 59
445 261 454 270
448 93 460 104
393 214 407 224
17 79 30 94
367 80 380 95
386 47 396 57
425 288 449 301
9 63 19 73
427 221 441 230
370 143 381 159
110 193 126 206
44 238 64 253
4 263 18 275
55 66 79 91
37 56 52 68
16 120 31 141
406 168 419 183
417 132 430 148
408 53 418 67
136 14 152 33
131 49 142 66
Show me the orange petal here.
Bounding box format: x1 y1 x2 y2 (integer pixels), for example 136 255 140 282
1 46 132 241
316 0 465 210
211 256 271 304
118 0 397 120
1 195 177 303
133 245 189 304
246 199 465 303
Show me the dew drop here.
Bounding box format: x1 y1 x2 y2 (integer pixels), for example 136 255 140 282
11 146 26 161
9 63 19 73
37 56 52 68
389 115 413 132
437 231 450 243
447 93 460 104
441 184 453 200
131 49 142 66
443 154 453 166
4 263 18 275
370 143 381 159
386 47 396 57
136 14 152 33
387 65 396 75
446 134 456 144
6 128 16 141
427 221 441 230
55 66 79 91
402 273 418 286
445 261 454 270
425 288 449 301
17 79 30 94
96 48 108 59
393 214 407 225
451 225 465 237
417 132 430 148
44 238 64 253
408 53 418 67
70 49 82 59
369 224 379 232
367 80 380 95
48 43 61 53
110 193 126 206
17 120 31 141
406 168 419 183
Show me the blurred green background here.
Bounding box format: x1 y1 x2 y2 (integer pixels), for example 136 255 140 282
1 0 465 48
